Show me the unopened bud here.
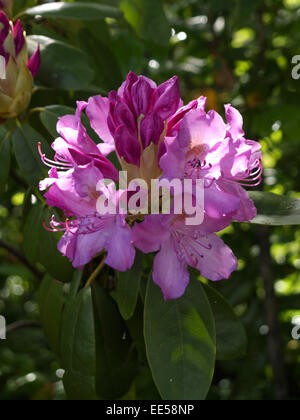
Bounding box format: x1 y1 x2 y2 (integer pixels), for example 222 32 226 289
0 11 40 120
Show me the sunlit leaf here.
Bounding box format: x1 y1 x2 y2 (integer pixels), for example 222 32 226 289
120 0 171 46
25 2 123 20
144 277 216 400
203 284 247 360
27 36 94 91
250 191 300 226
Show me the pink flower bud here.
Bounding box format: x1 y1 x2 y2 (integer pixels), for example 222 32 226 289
0 12 40 120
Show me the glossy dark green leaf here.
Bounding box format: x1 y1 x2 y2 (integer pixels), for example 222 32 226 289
61 281 98 400
26 2 123 20
23 204 74 282
144 278 216 400
92 282 137 399
116 251 143 320
120 0 171 46
27 36 94 91
79 24 123 92
125 299 147 363
12 124 49 186
250 191 300 226
203 284 247 361
37 275 64 356
39 105 75 138
0 128 11 196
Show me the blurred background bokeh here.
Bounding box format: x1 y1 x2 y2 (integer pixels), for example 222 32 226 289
0 0 300 400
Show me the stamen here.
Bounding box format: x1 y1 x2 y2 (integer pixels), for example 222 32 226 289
42 219 66 232
173 230 211 268
232 159 263 188
38 142 72 170
43 214 114 237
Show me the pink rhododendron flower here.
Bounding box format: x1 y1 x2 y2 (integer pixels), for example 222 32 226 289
160 99 262 224
132 214 238 300
0 12 40 120
40 161 135 271
86 72 181 184
41 101 119 182
40 72 262 300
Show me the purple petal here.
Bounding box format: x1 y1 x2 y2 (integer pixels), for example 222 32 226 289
167 96 207 136
191 233 238 281
105 216 136 271
153 76 181 120
225 104 245 141
86 95 115 147
115 124 141 166
153 238 190 300
97 142 116 156
132 214 170 253
27 45 40 78
178 109 227 149
114 98 137 134
217 179 257 222
13 20 25 57
159 135 186 180
204 182 240 219
57 102 99 155
140 112 164 148
0 11 9 45
44 169 99 217
59 230 107 270
131 77 154 116
118 71 138 107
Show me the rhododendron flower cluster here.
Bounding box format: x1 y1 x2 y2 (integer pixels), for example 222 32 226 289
40 72 262 300
0 11 40 121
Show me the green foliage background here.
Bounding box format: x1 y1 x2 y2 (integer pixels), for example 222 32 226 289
0 0 300 400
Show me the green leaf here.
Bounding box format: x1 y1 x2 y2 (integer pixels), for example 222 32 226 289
26 2 123 20
39 105 99 146
61 281 98 400
116 251 143 320
79 24 123 92
39 105 75 138
12 124 49 186
0 128 11 197
23 204 74 282
120 0 171 46
37 275 64 356
92 282 137 399
203 284 247 361
144 278 216 400
27 36 94 91
250 191 300 226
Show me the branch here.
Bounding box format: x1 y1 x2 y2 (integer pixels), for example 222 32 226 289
0 239 43 280
6 320 41 334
